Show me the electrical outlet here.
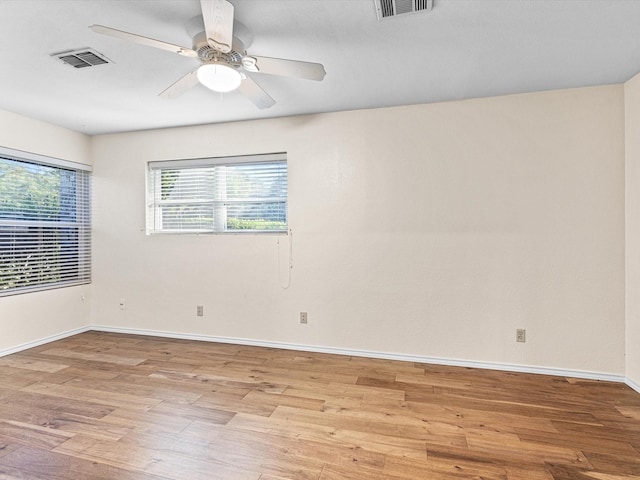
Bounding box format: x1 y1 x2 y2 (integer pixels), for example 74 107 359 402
197 305 204 317
300 312 308 324
119 299 126 310
516 328 526 343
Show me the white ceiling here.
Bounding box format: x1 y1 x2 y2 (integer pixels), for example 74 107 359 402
1 0 640 135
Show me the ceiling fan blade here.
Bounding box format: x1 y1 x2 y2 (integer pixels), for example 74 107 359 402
237 75 275 109
159 70 200 99
245 56 326 81
90 25 197 58
200 0 234 54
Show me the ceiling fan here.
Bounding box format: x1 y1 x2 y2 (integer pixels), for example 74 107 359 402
90 0 326 109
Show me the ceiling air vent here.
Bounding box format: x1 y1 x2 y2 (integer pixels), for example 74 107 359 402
51 48 112 69
374 0 433 20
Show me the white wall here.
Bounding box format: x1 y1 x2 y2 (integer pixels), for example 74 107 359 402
625 73 640 388
91 85 625 375
0 109 92 353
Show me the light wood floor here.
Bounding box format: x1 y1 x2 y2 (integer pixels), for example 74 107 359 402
0 332 639 479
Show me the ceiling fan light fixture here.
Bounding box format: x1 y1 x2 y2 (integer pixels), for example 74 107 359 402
197 62 241 92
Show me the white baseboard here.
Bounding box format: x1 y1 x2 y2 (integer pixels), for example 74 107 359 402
90 325 626 384
0 326 91 357
626 377 640 394
1 324 631 386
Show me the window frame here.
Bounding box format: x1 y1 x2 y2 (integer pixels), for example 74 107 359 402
0 146 92 297
146 152 288 235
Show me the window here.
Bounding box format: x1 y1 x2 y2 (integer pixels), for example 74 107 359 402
0 148 91 296
147 153 287 234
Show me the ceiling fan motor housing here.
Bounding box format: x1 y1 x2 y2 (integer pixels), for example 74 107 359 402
193 31 244 65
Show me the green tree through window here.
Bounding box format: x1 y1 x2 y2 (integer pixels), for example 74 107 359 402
0 155 91 295
147 154 287 234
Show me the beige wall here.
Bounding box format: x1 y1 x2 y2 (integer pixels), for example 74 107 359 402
91 85 626 375
625 73 640 388
0 110 92 352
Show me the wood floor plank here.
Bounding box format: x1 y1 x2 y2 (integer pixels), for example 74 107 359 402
97 408 193 436
0 421 73 451
0 445 168 480
318 463 411 480
0 357 69 374
269 404 467 448
54 435 261 480
120 428 326 480
0 390 115 419
182 418 387 470
0 331 639 479
615 405 640 421
229 410 429 460
464 427 593 468
0 403 129 441
38 348 146 367
241 389 326 412
148 401 235 425
582 451 640 476
516 426 639 457
60 375 203 405
281 386 365 409
0 441 22 460
20 383 163 411
382 453 509 479
584 473 640 480
357 395 560 435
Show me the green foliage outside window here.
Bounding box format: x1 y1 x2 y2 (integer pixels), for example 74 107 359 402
0 157 90 294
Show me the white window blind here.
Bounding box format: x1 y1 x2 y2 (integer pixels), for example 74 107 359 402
147 153 287 234
0 150 91 296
